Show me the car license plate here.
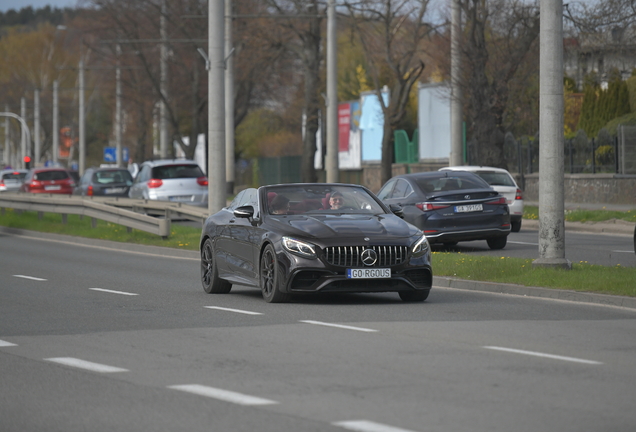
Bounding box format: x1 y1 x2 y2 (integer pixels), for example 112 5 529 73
347 268 391 279
455 204 483 213
45 185 61 191
170 195 192 202
105 187 125 194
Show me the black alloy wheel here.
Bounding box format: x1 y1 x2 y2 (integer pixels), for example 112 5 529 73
260 244 291 303
201 238 232 294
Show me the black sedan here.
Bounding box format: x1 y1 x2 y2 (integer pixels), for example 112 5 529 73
74 167 133 197
200 183 432 303
377 171 511 249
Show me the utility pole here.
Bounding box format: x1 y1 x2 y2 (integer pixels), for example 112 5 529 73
3 104 9 167
20 97 26 169
116 43 123 167
325 0 338 183
450 0 463 166
533 0 571 269
160 0 169 158
34 89 40 165
79 56 86 175
225 0 235 194
208 0 226 213
53 80 59 165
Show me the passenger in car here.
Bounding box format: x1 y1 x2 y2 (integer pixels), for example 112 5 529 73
270 194 290 215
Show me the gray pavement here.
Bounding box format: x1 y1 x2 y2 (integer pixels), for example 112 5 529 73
2 217 635 311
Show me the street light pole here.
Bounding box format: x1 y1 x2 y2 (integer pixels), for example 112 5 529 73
325 0 338 183
208 0 225 213
53 80 59 165
20 97 26 169
450 0 463 166
116 43 123 167
79 56 86 175
34 88 40 165
225 0 235 195
160 0 169 158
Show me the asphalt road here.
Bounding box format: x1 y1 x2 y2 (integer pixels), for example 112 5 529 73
1 232 636 432
434 227 636 267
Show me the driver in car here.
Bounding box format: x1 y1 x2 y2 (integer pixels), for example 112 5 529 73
329 191 345 210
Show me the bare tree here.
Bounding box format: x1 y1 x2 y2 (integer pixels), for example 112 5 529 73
460 0 540 167
344 0 432 186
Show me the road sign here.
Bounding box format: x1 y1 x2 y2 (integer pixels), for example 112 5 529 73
104 147 129 163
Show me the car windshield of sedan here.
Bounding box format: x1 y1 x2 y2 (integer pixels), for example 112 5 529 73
264 185 386 215
93 170 133 185
34 171 69 181
474 172 516 187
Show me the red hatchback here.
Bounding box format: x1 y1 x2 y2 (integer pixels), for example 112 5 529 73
20 168 76 194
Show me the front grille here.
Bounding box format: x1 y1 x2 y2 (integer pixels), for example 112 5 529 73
323 245 409 267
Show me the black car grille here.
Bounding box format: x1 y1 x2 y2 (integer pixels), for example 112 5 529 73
323 245 409 267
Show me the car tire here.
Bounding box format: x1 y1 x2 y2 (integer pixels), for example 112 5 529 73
399 290 429 302
487 236 507 250
511 220 522 233
201 238 232 294
260 244 291 303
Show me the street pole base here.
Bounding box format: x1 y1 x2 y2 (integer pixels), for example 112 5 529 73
532 258 572 270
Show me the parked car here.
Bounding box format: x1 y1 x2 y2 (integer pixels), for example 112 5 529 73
74 167 134 197
129 159 208 206
200 183 432 303
439 166 524 232
20 168 75 194
377 171 511 249
0 169 28 192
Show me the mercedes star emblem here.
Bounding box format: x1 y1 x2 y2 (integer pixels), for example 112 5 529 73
361 249 378 266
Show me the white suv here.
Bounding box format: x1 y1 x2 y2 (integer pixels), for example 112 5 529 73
439 166 524 232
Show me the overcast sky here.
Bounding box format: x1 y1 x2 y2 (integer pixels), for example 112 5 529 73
0 0 79 13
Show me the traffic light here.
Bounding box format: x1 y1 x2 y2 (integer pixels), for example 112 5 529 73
23 156 31 169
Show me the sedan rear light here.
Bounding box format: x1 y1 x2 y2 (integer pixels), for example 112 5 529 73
196 176 208 186
147 178 163 188
416 202 451 211
485 197 507 205
515 188 523 200
87 185 94 196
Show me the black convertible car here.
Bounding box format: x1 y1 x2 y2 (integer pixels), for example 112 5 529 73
200 183 432 303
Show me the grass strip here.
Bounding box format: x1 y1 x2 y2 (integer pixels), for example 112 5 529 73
0 209 201 250
433 252 636 297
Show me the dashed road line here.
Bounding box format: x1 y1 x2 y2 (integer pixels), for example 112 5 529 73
483 346 602 365
300 320 378 333
168 384 278 406
89 288 139 296
334 420 419 432
0 340 17 347
45 357 129 373
204 306 262 315
13 275 47 281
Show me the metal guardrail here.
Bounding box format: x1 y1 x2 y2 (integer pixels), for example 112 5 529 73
0 193 209 238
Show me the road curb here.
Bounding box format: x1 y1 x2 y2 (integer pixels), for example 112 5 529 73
522 218 635 236
433 276 636 310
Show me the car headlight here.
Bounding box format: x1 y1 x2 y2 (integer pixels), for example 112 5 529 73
282 236 317 258
411 234 429 257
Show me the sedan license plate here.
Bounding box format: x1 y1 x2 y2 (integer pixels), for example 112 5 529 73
105 187 125 194
169 195 192 202
44 185 61 191
347 268 391 279
455 204 483 213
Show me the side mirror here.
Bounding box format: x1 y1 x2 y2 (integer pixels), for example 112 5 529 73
234 205 254 218
389 204 404 218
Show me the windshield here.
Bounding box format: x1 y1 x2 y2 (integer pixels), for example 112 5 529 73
474 172 516 187
264 184 386 215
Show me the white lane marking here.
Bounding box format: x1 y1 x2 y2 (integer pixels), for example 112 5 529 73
89 288 139 296
13 275 47 281
0 340 17 347
300 320 378 333
204 306 262 315
508 241 538 245
168 384 278 406
45 357 129 373
334 420 419 432
483 346 602 365
611 250 634 253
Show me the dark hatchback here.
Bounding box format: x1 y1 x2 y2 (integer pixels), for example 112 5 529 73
200 183 432 303
74 167 133 197
377 171 511 249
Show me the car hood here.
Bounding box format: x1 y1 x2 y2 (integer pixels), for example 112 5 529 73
270 214 418 241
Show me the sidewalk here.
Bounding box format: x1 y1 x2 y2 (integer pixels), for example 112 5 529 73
524 202 636 236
